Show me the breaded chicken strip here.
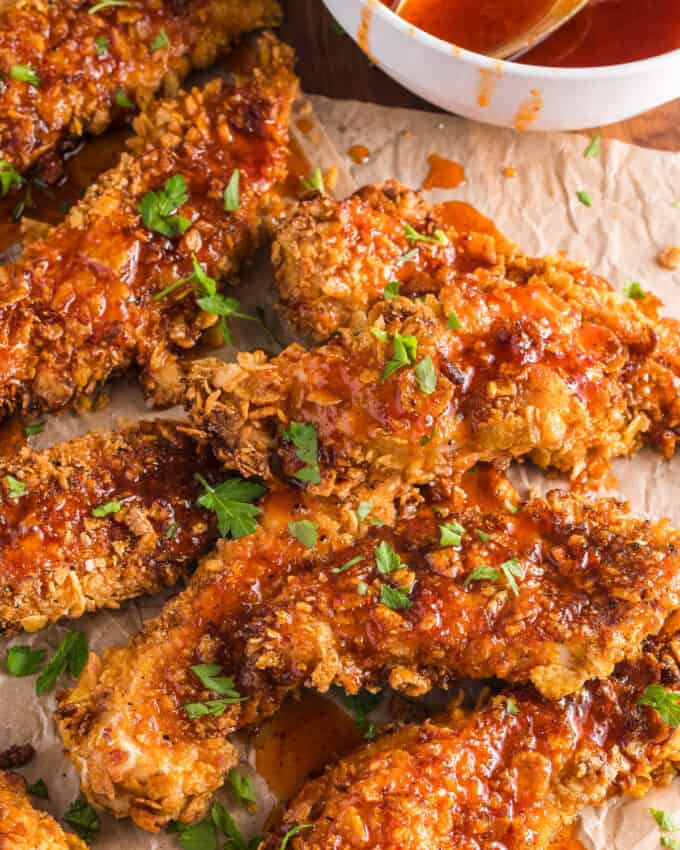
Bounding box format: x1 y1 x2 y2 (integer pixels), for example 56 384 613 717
262 629 680 850
0 420 218 635
0 34 297 419
0 771 86 850
57 486 680 829
0 0 281 174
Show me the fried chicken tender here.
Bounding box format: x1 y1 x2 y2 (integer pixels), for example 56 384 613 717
0 0 281 174
0 420 218 635
57 484 680 829
0 771 86 850
262 630 680 850
0 33 297 419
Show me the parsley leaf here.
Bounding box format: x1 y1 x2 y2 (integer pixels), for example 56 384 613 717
24 421 45 436
447 312 462 330
94 35 108 56
183 700 239 719
0 160 23 197
356 501 372 522
338 689 381 739
191 664 242 697
439 521 464 548
505 697 520 716
27 778 49 798
288 519 317 549
383 331 418 379
639 684 680 727
375 540 404 575
228 768 257 807
332 555 364 574
499 557 524 596
624 281 646 300
5 475 26 499
383 280 400 300
284 421 321 485
196 475 265 539
115 89 134 108
166 522 179 540
63 798 99 842
576 190 593 207
171 814 217 850
414 355 437 395
36 631 88 695
662 839 680 850
89 0 131 13
403 223 449 246
583 134 601 159
212 801 263 850
6 645 46 677
464 565 500 587
651 809 680 832
420 425 435 446
92 500 121 518
280 824 314 849
357 580 368 596
477 530 491 543
151 29 169 51
223 169 241 212
301 167 325 193
380 584 412 610
138 174 190 237
396 248 418 267
10 65 40 87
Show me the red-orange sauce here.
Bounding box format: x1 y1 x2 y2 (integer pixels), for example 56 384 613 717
549 825 587 850
282 137 312 199
436 199 509 244
253 693 361 800
296 117 314 136
422 154 466 190
349 144 370 164
386 0 680 66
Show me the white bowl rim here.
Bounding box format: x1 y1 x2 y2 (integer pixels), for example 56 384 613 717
362 0 680 80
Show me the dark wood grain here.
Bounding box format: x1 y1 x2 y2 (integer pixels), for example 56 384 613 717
280 0 680 151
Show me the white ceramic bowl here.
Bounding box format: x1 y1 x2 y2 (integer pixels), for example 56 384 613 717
323 0 680 131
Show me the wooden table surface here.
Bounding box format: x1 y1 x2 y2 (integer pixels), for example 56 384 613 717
280 0 680 152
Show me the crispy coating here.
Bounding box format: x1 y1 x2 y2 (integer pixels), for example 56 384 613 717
57 485 680 829
0 0 281 173
262 630 680 850
0 771 86 850
0 33 297 418
0 420 218 635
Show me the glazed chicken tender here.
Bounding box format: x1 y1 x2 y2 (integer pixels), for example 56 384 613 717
0 420 219 635
0 33 297 419
0 771 85 850
57 485 680 830
262 629 680 850
0 0 281 173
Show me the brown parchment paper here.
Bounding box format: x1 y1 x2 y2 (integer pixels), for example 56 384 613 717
2 91 680 849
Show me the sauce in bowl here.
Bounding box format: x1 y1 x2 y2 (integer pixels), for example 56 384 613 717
385 0 680 66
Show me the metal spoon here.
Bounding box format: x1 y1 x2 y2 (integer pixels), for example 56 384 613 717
393 0 589 60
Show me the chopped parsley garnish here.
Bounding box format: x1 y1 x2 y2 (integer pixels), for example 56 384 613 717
371 326 388 343
301 166 325 193
651 809 680 832
24 421 45 436
94 35 109 56
170 815 217 850
115 89 134 108
414 355 437 395
337 689 381 739
6 645 46 677
464 565 500 585
332 555 363 574
183 699 239 719
477 530 491 543
662 839 680 850
439 521 464 548
375 540 404 575
284 421 321 484
583 134 601 159
89 0 131 13
383 280 400 300
196 475 265 539
36 631 88 695
26 778 49 798
228 768 257 807
464 558 524 597
280 824 314 850
447 312 462 330
356 501 373 522
0 160 23 197
288 519 318 549
403 223 449 246
576 190 593 207
151 29 169 51
383 331 418 380
63 798 99 842
10 64 40 87
184 664 245 718
420 425 435 446
624 280 646 300
138 174 190 237
223 169 241 212
357 581 368 596
166 522 179 540
505 697 520 715
380 583 412 610
211 801 263 850
92 500 121 518
396 248 418 267
639 684 680 727
5 475 26 499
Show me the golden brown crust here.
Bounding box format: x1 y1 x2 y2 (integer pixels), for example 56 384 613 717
57 485 680 829
0 33 297 418
0 771 86 850
0 419 219 635
263 633 680 850
0 0 282 173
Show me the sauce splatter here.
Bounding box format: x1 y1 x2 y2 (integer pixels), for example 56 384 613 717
253 693 361 800
349 144 370 164
513 88 543 131
477 63 504 108
503 166 518 178
358 1 378 62
422 154 466 190
296 117 314 136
